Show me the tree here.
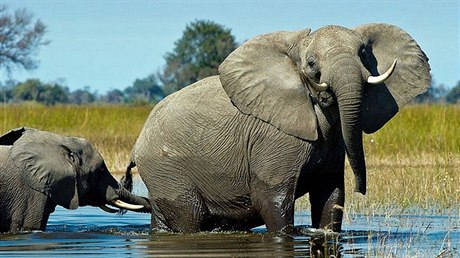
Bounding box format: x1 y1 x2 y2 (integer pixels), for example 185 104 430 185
100 89 125 104
160 20 237 95
445 81 460 104
68 87 96 105
414 76 447 103
0 80 13 102
11 79 69 105
0 5 49 75
39 83 69 105
12 78 42 101
124 74 163 103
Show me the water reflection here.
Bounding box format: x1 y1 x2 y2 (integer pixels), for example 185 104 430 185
1 210 458 257
136 232 311 257
0 228 343 257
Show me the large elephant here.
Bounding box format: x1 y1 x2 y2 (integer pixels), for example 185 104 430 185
0 127 151 233
122 23 430 233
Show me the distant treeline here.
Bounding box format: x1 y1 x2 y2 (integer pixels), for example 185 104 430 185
1 76 459 106
415 79 460 104
0 77 164 105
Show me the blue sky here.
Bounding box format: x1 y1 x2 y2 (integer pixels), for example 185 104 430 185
2 0 459 93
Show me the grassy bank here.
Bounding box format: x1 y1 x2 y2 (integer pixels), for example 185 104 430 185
1 103 152 173
1 104 459 213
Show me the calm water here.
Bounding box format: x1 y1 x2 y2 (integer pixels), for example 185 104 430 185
1 177 458 257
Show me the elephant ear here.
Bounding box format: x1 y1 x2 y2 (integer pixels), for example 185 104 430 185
355 23 431 133
10 128 79 210
219 29 318 141
0 127 27 145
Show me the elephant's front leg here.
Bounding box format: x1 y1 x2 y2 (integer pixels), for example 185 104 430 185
309 172 345 232
251 177 297 232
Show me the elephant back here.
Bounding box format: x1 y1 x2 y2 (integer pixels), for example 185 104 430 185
135 75 236 155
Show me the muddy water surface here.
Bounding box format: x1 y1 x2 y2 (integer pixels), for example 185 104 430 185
1 177 458 257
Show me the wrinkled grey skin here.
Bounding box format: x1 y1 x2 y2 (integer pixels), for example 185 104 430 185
122 23 430 233
0 127 150 233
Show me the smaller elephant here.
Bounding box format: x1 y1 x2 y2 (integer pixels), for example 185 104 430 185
0 127 151 233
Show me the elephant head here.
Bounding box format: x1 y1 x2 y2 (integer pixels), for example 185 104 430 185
0 127 150 213
219 23 430 194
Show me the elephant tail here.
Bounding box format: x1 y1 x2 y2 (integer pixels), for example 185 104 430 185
120 159 136 193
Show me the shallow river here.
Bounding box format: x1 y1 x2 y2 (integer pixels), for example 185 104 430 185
1 177 458 257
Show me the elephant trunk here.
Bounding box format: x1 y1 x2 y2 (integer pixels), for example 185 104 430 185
115 187 151 213
337 88 366 194
329 60 367 195
93 164 151 213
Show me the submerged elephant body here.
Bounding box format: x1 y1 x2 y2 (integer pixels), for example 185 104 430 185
0 127 150 233
124 23 430 233
132 76 345 232
0 145 56 231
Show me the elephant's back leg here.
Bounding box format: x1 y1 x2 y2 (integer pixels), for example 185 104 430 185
133 78 250 232
135 141 213 231
148 184 208 232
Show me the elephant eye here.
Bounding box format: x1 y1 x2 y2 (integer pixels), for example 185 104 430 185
359 45 369 60
61 144 78 165
67 151 81 167
306 56 316 67
359 45 372 69
69 152 76 163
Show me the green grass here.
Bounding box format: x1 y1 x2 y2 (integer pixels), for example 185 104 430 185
1 103 459 213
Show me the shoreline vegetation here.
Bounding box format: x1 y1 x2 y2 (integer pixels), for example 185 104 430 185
1 104 459 214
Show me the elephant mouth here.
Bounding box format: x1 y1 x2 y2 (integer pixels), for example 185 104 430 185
99 199 145 213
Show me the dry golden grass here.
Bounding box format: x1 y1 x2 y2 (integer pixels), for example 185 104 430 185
1 103 459 213
351 105 460 213
1 103 152 173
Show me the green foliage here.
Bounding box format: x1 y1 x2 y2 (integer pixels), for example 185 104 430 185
99 89 124 104
0 5 49 75
160 20 237 95
123 74 163 104
39 83 69 105
414 77 448 103
68 87 96 105
12 79 42 101
11 79 69 105
445 81 460 103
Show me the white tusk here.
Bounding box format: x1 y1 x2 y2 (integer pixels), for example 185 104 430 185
367 59 397 84
306 76 329 92
99 204 119 213
311 81 329 92
111 199 144 210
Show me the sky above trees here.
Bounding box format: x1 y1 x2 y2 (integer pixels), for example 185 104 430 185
1 1 459 94
1 20 239 105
